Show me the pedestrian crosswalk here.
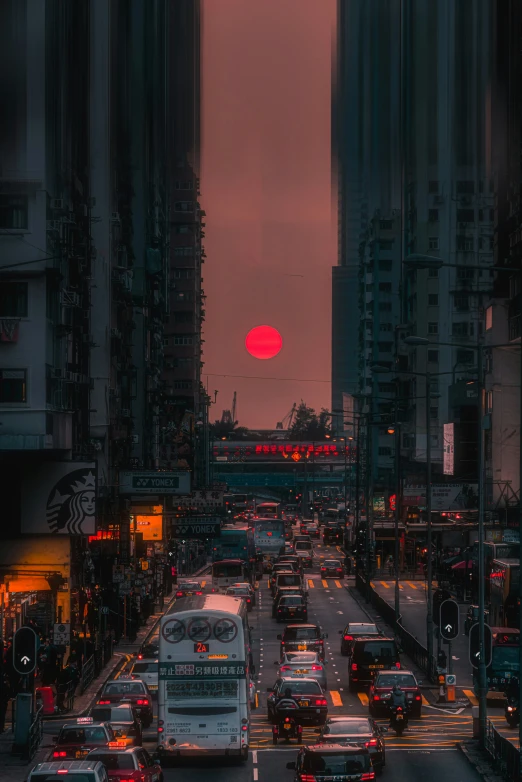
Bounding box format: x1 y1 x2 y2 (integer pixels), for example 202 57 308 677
371 580 433 592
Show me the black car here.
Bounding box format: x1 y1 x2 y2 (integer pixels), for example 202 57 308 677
273 586 308 617
315 716 385 772
300 523 320 539
323 522 344 545
278 624 327 661
339 623 381 656
321 559 344 579
287 744 374 782
49 720 115 761
98 677 154 727
267 678 328 725
89 704 143 747
272 571 303 596
276 595 308 623
348 637 400 691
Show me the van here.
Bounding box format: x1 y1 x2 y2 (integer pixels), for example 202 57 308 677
347 636 401 690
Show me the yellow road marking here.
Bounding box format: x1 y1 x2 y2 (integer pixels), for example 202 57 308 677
407 581 417 590
358 692 369 706
330 691 343 707
380 581 390 588
201 580 206 587
308 579 315 588
463 689 478 706
335 580 342 589
322 579 328 588
422 695 429 706
370 582 375 588
399 583 404 590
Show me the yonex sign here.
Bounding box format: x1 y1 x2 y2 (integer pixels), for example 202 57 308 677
119 470 191 495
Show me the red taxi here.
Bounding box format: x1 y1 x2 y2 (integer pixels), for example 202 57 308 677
369 670 422 718
98 676 153 727
87 747 163 782
49 719 114 760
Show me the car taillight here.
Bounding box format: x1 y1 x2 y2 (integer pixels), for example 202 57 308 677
373 694 380 701
311 664 323 671
299 775 316 782
176 591 183 597
395 662 401 669
137 654 143 660
351 663 358 671
53 751 67 757
319 639 324 645
280 665 291 671
361 773 375 780
366 739 378 747
316 698 327 706
337 568 342 572
415 694 421 701
344 635 353 641
196 591 203 595
98 700 111 704
137 699 149 705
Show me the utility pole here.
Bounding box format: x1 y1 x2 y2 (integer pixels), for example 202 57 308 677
426 371 434 674
393 406 401 620
477 347 488 746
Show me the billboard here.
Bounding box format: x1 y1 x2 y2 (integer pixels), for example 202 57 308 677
402 483 478 511
443 423 455 475
21 462 96 534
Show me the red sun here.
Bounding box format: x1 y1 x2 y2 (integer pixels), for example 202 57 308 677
245 325 283 360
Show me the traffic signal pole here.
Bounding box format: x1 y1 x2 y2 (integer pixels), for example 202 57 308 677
426 372 434 675
477 346 488 746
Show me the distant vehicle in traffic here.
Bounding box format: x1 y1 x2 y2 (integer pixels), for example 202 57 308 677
278 624 327 661
276 651 327 690
347 637 401 691
286 743 374 782
267 678 328 725
276 595 308 623
49 719 115 760
87 747 163 782
315 716 385 772
97 677 153 727
321 560 344 579
369 670 422 718
129 659 158 694
339 623 381 656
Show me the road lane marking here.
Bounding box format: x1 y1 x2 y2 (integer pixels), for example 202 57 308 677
252 750 258 764
322 579 328 587
370 582 375 588
463 689 478 706
358 692 369 706
422 695 430 706
335 580 342 588
330 691 343 706
380 581 390 588
201 580 206 587
407 582 417 590
254 768 259 780
308 579 315 588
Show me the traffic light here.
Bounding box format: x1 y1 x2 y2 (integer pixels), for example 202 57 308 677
469 623 492 669
440 599 459 640
432 588 452 626
13 626 38 675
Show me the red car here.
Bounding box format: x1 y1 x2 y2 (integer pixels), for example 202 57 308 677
49 719 114 760
369 670 422 718
87 746 163 782
321 560 344 579
97 677 153 727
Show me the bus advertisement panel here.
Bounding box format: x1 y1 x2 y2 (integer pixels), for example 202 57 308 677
486 628 520 691
158 595 251 759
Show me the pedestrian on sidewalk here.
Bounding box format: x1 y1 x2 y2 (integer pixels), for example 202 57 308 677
386 554 394 576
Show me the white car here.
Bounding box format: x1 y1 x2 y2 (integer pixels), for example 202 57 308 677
130 658 158 694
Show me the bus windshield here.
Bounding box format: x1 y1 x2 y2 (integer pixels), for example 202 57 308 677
212 562 244 578
492 646 519 671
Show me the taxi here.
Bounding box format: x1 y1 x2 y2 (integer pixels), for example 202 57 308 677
175 580 203 598
49 718 115 760
98 677 153 727
87 747 162 782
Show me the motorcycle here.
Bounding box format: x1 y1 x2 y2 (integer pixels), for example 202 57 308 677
273 715 303 745
390 705 408 736
505 697 520 728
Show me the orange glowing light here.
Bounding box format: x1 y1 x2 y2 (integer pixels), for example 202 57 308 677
245 325 283 360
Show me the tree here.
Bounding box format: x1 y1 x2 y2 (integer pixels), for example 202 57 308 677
209 420 249 440
289 402 332 439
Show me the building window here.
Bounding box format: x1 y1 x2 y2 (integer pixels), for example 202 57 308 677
173 247 194 258
428 237 439 250
0 195 28 229
378 446 392 456
452 322 469 337
163 338 169 347
457 267 475 280
428 180 439 194
457 209 475 223
379 302 392 312
454 294 470 312
457 236 474 252
490 209 495 222
173 268 194 279
456 181 475 194
457 349 474 364
430 434 439 447
429 406 438 420
428 322 438 334
486 391 493 413
378 341 393 352
379 282 392 293
378 259 393 271
402 433 414 448
174 180 194 190
485 305 493 331
0 369 27 402
173 336 193 345
380 323 393 332
428 294 439 306
428 267 439 278
379 220 393 230
172 381 193 390
0 281 28 316
174 291 194 302
427 349 439 363
379 240 394 251
174 201 194 212
428 209 439 222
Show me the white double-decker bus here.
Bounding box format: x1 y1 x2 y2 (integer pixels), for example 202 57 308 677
157 594 251 760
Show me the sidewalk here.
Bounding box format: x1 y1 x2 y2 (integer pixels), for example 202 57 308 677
0 561 210 781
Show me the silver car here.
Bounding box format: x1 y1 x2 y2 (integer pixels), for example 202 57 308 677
275 651 327 690
130 658 158 694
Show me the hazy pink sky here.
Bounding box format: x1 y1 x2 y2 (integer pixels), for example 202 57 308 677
202 0 336 429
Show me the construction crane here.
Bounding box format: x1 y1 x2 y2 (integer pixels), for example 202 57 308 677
220 391 237 426
276 402 297 430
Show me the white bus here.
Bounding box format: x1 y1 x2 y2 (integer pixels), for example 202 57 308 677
211 558 251 592
157 594 252 760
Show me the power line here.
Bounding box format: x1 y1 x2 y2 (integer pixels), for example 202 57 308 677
206 373 331 384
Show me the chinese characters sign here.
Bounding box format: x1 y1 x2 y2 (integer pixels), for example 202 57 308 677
166 681 238 699
160 661 247 679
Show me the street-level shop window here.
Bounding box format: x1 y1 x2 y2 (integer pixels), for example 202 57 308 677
0 369 27 402
0 281 28 316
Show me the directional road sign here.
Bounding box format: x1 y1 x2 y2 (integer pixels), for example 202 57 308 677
13 627 38 675
469 622 493 669
440 599 459 640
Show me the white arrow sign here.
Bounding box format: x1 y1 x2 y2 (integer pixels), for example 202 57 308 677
20 655 30 665
445 624 453 632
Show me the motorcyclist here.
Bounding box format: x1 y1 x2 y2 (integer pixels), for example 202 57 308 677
276 687 300 715
505 675 520 704
390 683 407 710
